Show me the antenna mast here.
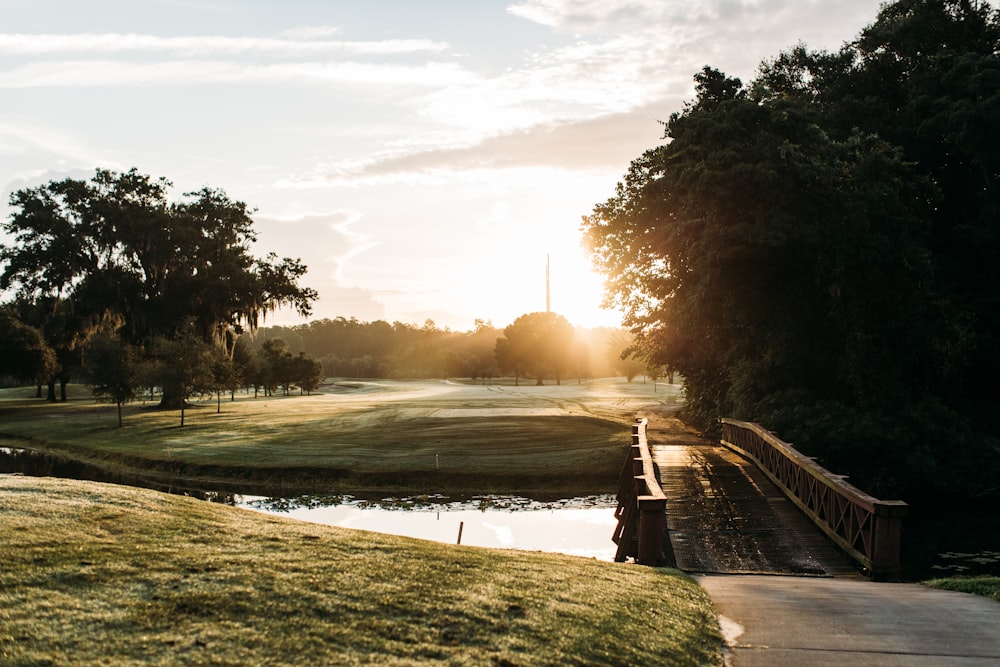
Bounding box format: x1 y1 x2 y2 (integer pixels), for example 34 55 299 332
546 254 551 313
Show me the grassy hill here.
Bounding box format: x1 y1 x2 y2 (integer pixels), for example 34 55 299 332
0 476 722 666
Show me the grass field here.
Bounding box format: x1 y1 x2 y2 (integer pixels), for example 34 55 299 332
0 476 723 666
924 576 1000 601
0 378 682 496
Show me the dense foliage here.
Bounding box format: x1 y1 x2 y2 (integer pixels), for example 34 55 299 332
495 312 577 385
251 316 641 385
1 168 317 405
583 0 1000 499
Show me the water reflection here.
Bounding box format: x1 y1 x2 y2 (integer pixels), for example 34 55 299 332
237 493 619 560
0 446 619 560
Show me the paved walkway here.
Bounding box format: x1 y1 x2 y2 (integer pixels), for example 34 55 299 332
699 575 1000 666
640 408 1000 666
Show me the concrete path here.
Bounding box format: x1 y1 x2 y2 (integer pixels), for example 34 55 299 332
699 574 1000 666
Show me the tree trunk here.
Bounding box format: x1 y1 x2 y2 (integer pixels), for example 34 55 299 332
59 378 68 402
116 401 123 428
158 385 186 410
46 381 57 402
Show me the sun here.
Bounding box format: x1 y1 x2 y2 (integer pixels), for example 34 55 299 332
455 247 621 330
546 250 622 329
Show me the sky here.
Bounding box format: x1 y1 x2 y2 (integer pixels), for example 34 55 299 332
0 0 887 332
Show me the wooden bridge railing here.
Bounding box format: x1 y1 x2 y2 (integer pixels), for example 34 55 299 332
612 418 669 566
721 418 907 579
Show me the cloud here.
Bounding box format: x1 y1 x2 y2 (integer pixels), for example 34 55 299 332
506 0 808 32
0 59 474 88
0 122 95 161
277 103 669 187
0 30 463 89
255 210 377 281
506 0 882 53
0 32 450 57
507 0 661 31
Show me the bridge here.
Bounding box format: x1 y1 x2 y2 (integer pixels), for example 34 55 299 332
613 409 906 580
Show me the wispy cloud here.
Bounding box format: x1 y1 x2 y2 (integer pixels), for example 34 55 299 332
507 0 879 51
506 0 805 32
0 122 103 168
257 210 377 282
0 59 474 88
0 32 450 57
279 103 667 188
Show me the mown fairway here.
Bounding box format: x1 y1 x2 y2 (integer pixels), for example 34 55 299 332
0 379 682 495
0 476 723 666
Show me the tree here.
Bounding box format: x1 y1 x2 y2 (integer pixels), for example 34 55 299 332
755 0 1000 437
291 353 324 395
495 312 576 385
82 334 141 427
148 336 216 426
10 297 95 402
583 0 1000 499
1 168 317 407
606 330 644 382
0 314 56 386
259 338 290 396
230 336 257 399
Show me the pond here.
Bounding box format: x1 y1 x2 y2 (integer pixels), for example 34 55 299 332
0 447 619 561
237 494 618 560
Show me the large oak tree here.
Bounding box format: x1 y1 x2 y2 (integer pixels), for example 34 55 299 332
1 168 317 406
583 0 1000 499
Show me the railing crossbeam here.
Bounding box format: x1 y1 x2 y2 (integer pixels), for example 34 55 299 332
721 418 907 579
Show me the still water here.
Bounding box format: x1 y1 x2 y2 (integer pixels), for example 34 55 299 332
237 494 618 560
0 446 619 561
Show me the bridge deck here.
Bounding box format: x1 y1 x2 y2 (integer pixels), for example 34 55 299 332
643 411 860 578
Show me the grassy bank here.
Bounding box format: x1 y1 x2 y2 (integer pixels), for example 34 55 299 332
0 476 722 666
924 576 1000 601
0 379 682 495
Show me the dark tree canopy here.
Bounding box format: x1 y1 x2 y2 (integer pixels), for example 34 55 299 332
0 314 56 384
583 0 1000 499
1 168 317 357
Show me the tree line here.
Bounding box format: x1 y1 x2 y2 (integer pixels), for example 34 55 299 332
248 314 654 386
583 0 1000 501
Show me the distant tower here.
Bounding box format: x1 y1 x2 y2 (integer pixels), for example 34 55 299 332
546 254 551 313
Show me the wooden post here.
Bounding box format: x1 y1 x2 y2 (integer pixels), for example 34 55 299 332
870 501 908 580
637 496 666 566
